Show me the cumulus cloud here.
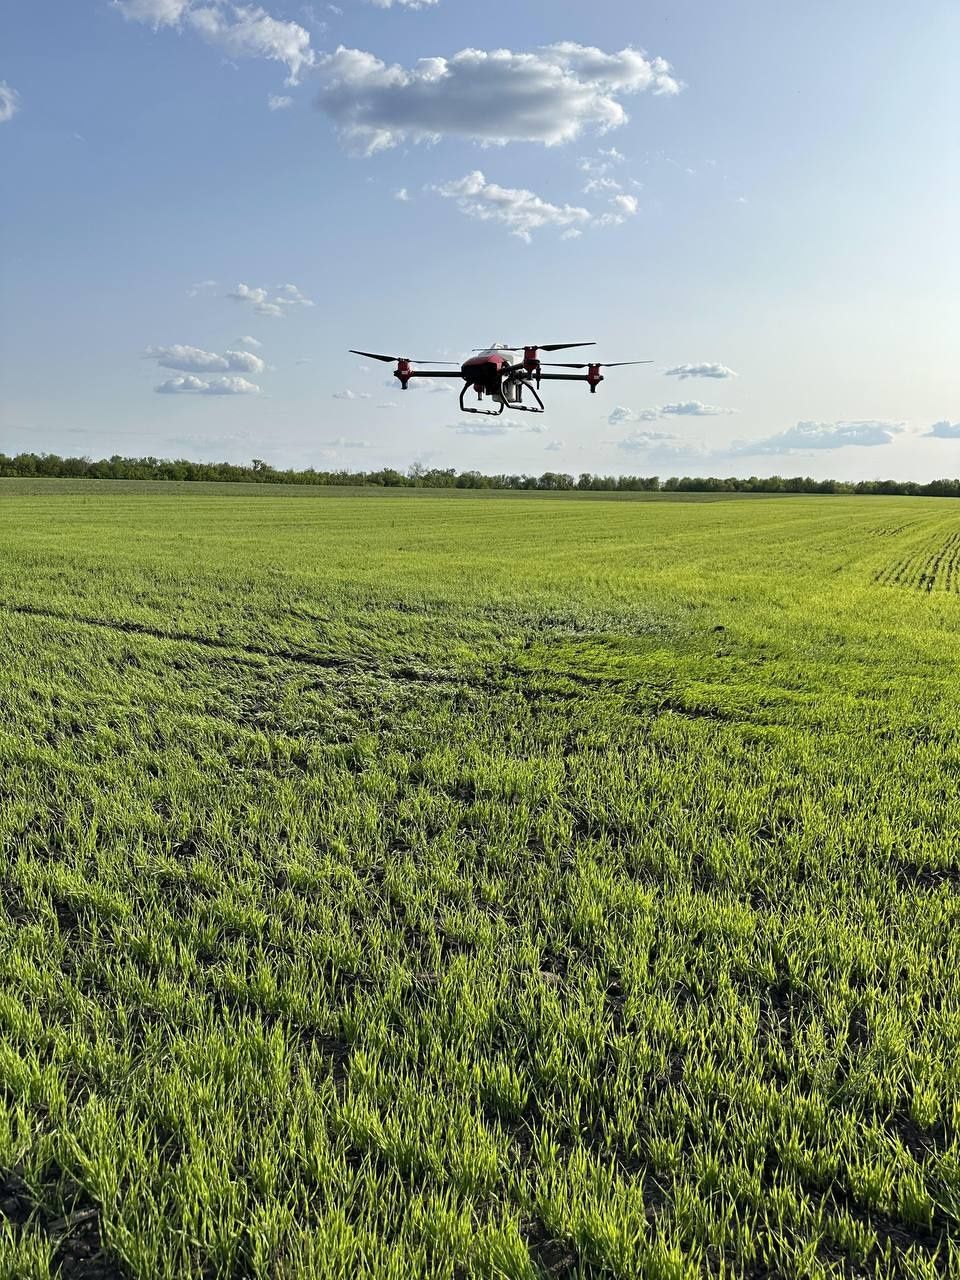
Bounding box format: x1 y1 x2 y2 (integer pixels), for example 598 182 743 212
377 401 398 409
113 1 315 84
617 430 677 452
925 420 960 439
448 418 545 437
113 0 191 24
434 171 592 242
268 93 293 110
580 149 625 177
394 187 411 201
323 437 370 447
665 362 738 380
366 0 438 7
608 405 658 426
545 441 564 452
611 193 639 216
660 401 735 417
155 374 261 395
332 389 371 400
583 176 622 194
452 423 514 437
610 402 733 424
145 344 266 374
314 42 681 154
235 335 262 348
188 4 314 83
228 281 314 317
0 82 21 124
732 420 905 455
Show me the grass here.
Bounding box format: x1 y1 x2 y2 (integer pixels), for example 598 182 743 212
0 483 958 1279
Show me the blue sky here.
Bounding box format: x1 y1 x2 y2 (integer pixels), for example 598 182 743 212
2 0 958 478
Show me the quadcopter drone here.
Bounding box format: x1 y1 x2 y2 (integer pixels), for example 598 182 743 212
349 342 652 417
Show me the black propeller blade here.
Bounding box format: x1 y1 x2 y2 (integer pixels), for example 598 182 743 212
477 343 597 355
349 350 460 365
536 342 597 353
540 359 654 368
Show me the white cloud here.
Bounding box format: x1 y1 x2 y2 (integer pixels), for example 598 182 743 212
187 279 218 296
324 437 370 447
608 405 658 426
925 420 960 439
611 193 639 216
332 389 371 400
114 2 315 84
394 187 411 201
366 0 438 7
617 429 677 452
276 282 311 303
113 0 191 25
453 424 514 437
579 150 625 179
268 93 293 110
545 441 564 452
610 401 733 423
665 362 738 380
155 374 261 395
583 177 622 194
732 420 905 455
228 281 314 317
187 5 314 83
145 344 265 374
230 283 269 304
377 402 398 409
0 82 21 124
660 401 735 417
433 171 592 242
299 4 327 29
314 43 681 154
448 417 544 437
235 335 262 348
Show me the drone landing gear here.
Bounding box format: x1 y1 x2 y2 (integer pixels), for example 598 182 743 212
507 381 545 414
459 384 506 416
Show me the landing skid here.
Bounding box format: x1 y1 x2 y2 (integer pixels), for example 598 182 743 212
508 382 545 413
457 378 546 416
459 384 505 416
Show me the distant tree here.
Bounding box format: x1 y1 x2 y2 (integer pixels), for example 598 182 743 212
1 452 958 498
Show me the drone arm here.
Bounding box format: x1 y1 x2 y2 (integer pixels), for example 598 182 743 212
538 371 605 394
403 371 465 378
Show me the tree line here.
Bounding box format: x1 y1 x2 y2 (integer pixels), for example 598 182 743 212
2 452 959 497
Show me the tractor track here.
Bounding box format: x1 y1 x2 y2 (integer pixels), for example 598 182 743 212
0 600 495 691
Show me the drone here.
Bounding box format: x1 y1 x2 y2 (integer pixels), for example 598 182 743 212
349 342 652 417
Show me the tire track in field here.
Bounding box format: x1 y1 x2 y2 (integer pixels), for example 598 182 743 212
0 600 491 691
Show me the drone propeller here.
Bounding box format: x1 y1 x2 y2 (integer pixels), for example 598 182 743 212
540 359 654 369
536 342 597 353
473 342 597 354
349 350 460 365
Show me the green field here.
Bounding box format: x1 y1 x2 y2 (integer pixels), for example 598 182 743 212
0 484 958 1279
